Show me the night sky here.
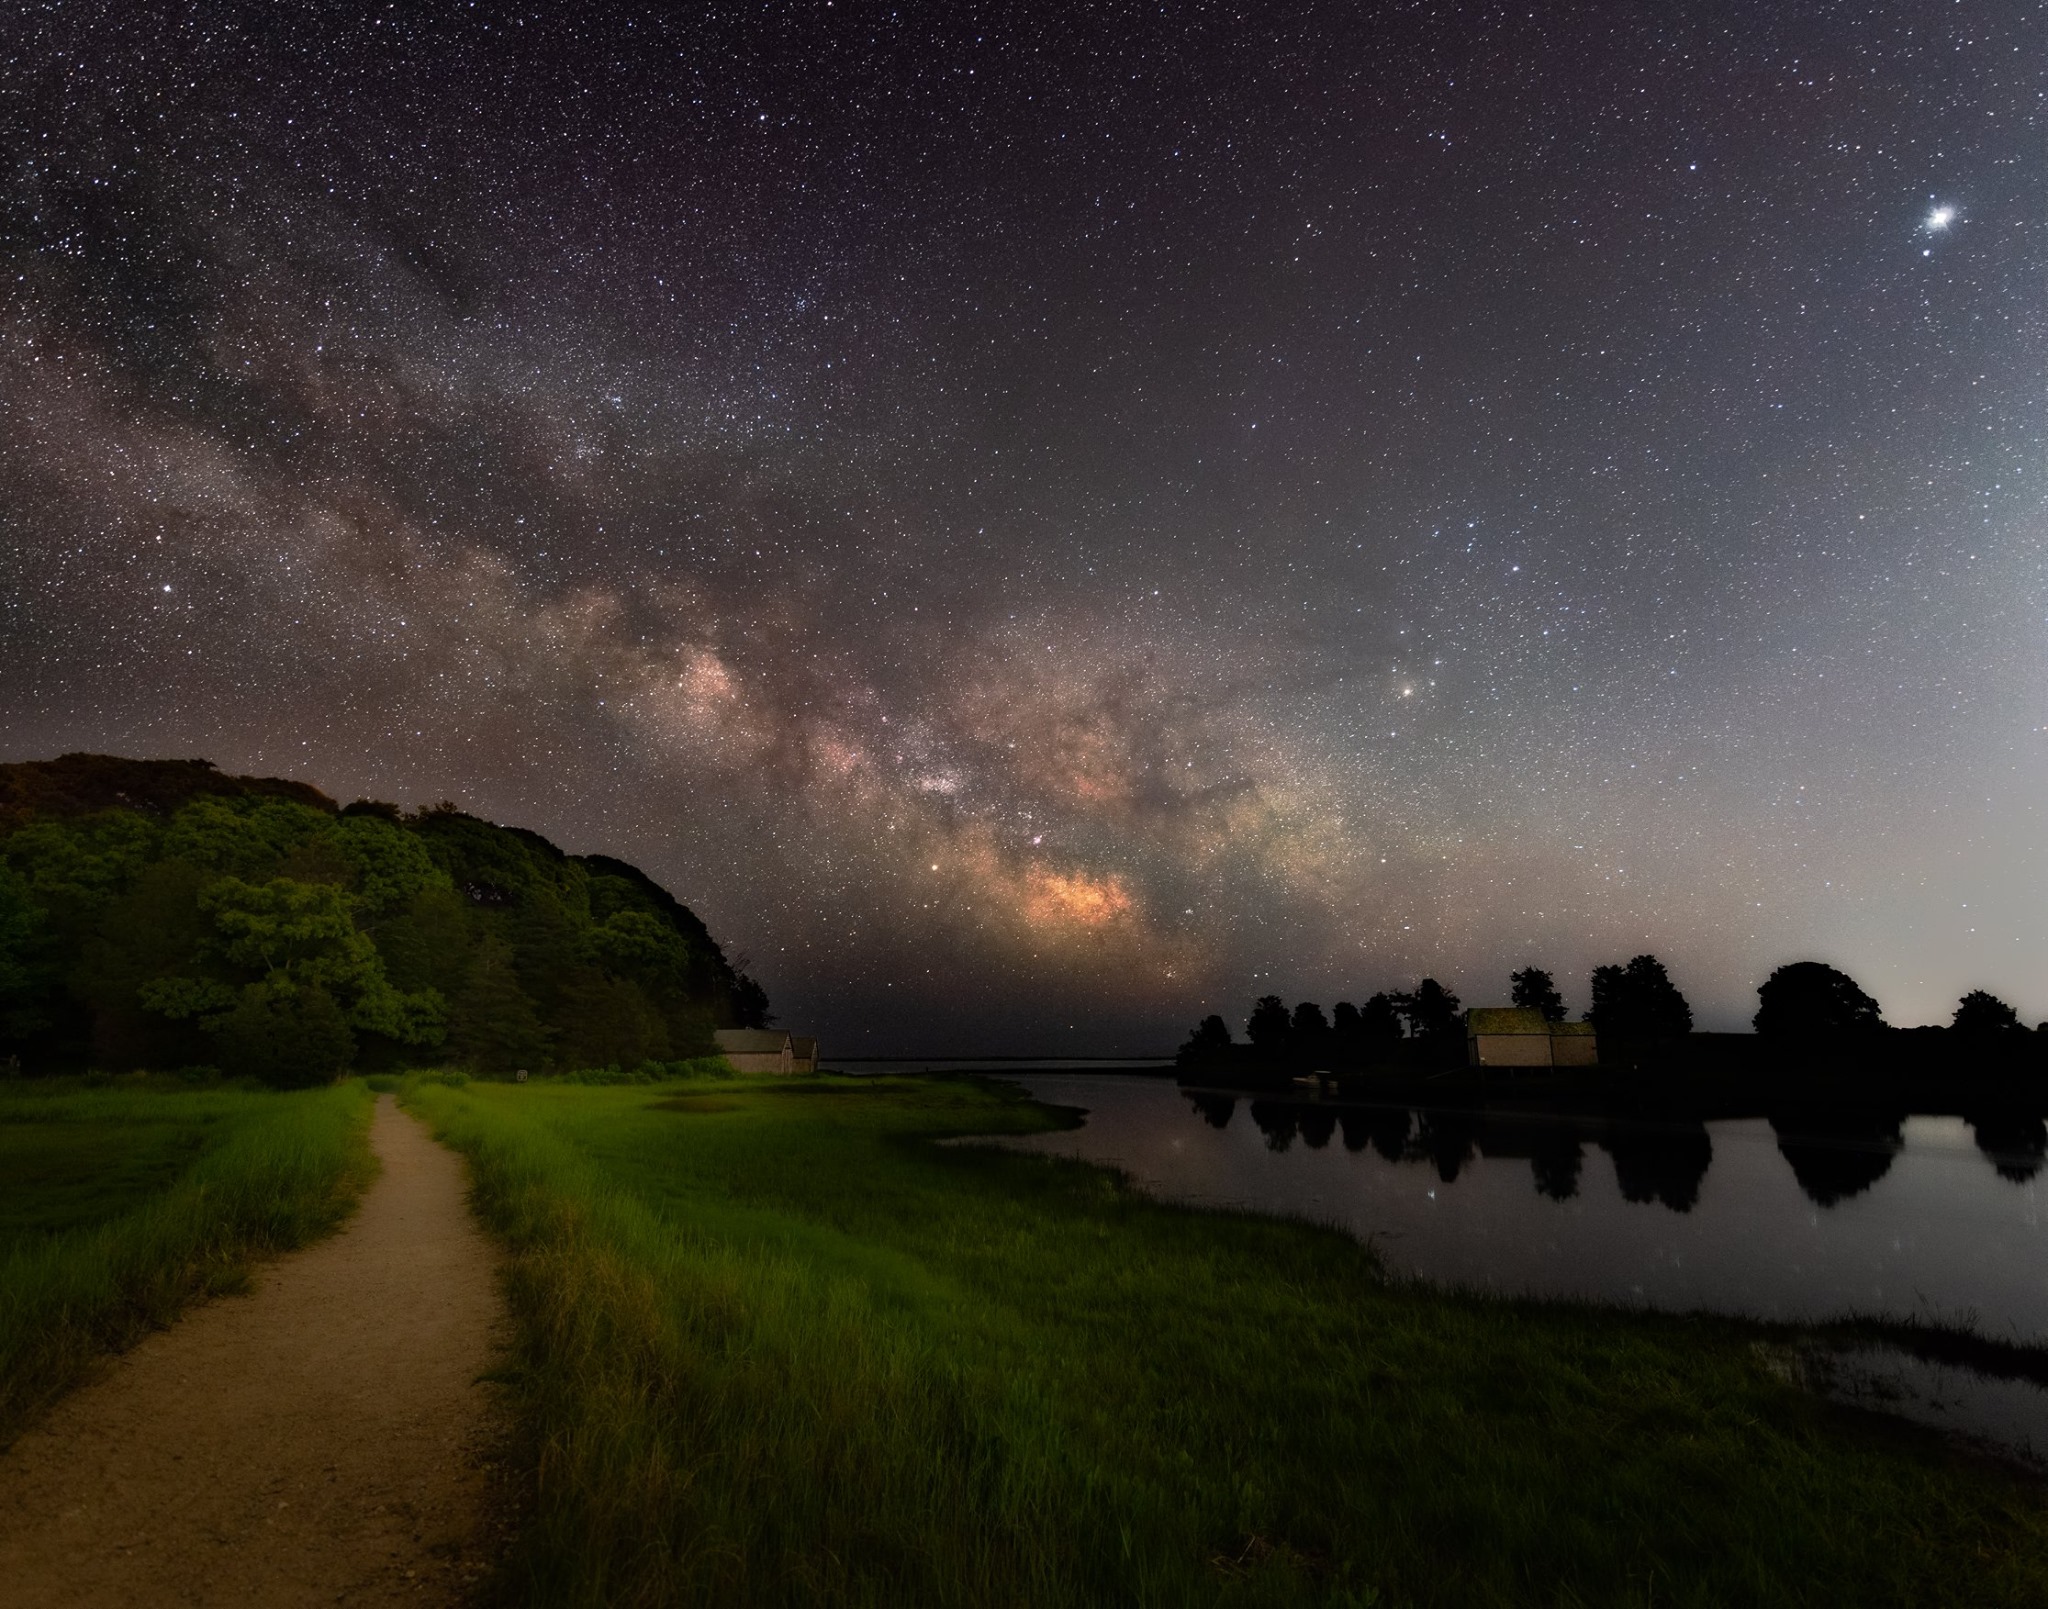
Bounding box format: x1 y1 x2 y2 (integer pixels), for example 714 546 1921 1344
4 2 2044 1051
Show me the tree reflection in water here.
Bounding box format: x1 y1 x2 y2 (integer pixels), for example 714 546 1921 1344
1529 1129 1586 1201
1600 1120 1713 1212
1966 1109 2047 1183
1409 1108 1479 1183
1179 1089 2048 1206
1769 1107 1905 1206
1185 1092 1237 1130
1248 1099 1299 1152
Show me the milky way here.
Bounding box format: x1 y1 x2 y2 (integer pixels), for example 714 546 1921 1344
3 3 2044 1050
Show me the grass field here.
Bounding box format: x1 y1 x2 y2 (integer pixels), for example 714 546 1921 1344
405 1072 2048 1609
0 1078 375 1444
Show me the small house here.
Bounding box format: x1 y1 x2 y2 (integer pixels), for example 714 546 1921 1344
712 1028 820 1075
1465 1008 1598 1069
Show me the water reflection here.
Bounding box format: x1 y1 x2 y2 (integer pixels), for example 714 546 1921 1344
1769 1106 1905 1206
1966 1109 2046 1183
1172 1091 2048 1212
986 1076 2048 1338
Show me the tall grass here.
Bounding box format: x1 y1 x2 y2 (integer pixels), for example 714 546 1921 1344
0 1081 375 1443
410 1075 2048 1609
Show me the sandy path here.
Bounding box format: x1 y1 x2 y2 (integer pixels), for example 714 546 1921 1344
0 1096 508 1607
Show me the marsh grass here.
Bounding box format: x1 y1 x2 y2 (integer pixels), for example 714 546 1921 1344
407 1073 2048 1609
0 1079 374 1443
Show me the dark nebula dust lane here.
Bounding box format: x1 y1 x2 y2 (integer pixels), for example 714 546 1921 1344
3 2 2043 1051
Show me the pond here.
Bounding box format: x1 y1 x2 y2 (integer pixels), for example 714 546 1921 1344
987 1073 2048 1462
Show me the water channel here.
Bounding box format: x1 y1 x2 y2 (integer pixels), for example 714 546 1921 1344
982 1073 2048 1463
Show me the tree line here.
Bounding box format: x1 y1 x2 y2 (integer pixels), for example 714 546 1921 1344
1179 953 2042 1077
0 756 767 1086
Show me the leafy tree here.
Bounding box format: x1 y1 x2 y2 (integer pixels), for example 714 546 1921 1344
1329 1000 1362 1058
1952 990 2024 1039
0 865 50 1043
1394 978 1462 1041
1358 992 1403 1044
1177 1014 1233 1067
1754 962 1884 1040
1588 955 1692 1042
0 757 765 1076
1245 995 1290 1053
1510 966 1566 1023
160 796 328 881
452 935 551 1074
211 979 355 1089
1290 1001 1331 1064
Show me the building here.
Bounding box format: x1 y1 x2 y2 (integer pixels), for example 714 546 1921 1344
1464 1007 1598 1069
712 1028 820 1074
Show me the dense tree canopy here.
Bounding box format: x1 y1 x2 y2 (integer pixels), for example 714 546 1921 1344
1952 990 2023 1039
0 756 766 1084
1754 962 1884 1041
1510 966 1566 1023
1587 955 1692 1042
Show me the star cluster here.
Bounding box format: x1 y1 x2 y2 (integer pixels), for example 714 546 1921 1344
3 2 2044 1049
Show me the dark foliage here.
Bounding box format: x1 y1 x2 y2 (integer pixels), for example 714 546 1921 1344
1245 994 1290 1052
1754 962 1884 1040
1769 1106 1905 1207
0 755 764 1085
1601 1119 1713 1212
1953 990 2024 1039
1357 991 1403 1046
1966 1109 2047 1183
1509 966 1566 1023
1175 1014 1234 1069
1184 1091 1236 1128
1588 954 1692 1043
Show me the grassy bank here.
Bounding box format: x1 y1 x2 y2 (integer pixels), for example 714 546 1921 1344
406 1073 2048 1609
0 1078 375 1443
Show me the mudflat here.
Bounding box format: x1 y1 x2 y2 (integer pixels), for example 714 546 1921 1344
0 1095 508 1608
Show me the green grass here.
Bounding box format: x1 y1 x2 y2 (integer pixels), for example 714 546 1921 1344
405 1072 2048 1609
0 1078 375 1443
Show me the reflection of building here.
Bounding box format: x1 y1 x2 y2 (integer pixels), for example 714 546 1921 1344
1464 1008 1598 1068
713 1029 820 1074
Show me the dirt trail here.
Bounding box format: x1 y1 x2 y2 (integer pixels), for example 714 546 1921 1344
0 1096 508 1607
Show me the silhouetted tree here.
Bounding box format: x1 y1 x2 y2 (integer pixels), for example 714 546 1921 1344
1510 966 1566 1023
1246 994 1291 1055
1299 1107 1337 1148
1329 1000 1362 1060
1754 962 1884 1041
1953 990 2024 1038
1176 1014 1234 1068
1588 954 1692 1042
1358 992 1404 1049
1392 978 1463 1064
1290 1000 1332 1066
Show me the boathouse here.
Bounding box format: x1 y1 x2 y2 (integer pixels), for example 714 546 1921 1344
713 1028 820 1074
1464 1008 1598 1069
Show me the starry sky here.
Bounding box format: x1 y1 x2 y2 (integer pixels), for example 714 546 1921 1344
3 1 2044 1051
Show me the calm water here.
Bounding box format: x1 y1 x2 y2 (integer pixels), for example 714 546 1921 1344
991 1075 2048 1341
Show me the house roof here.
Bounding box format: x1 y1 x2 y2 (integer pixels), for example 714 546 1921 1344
714 1029 792 1053
1464 1007 1553 1035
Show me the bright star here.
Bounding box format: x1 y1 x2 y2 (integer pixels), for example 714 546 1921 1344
1924 205 1956 233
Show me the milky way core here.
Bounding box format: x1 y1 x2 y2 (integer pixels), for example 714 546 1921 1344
4 4 2044 1050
